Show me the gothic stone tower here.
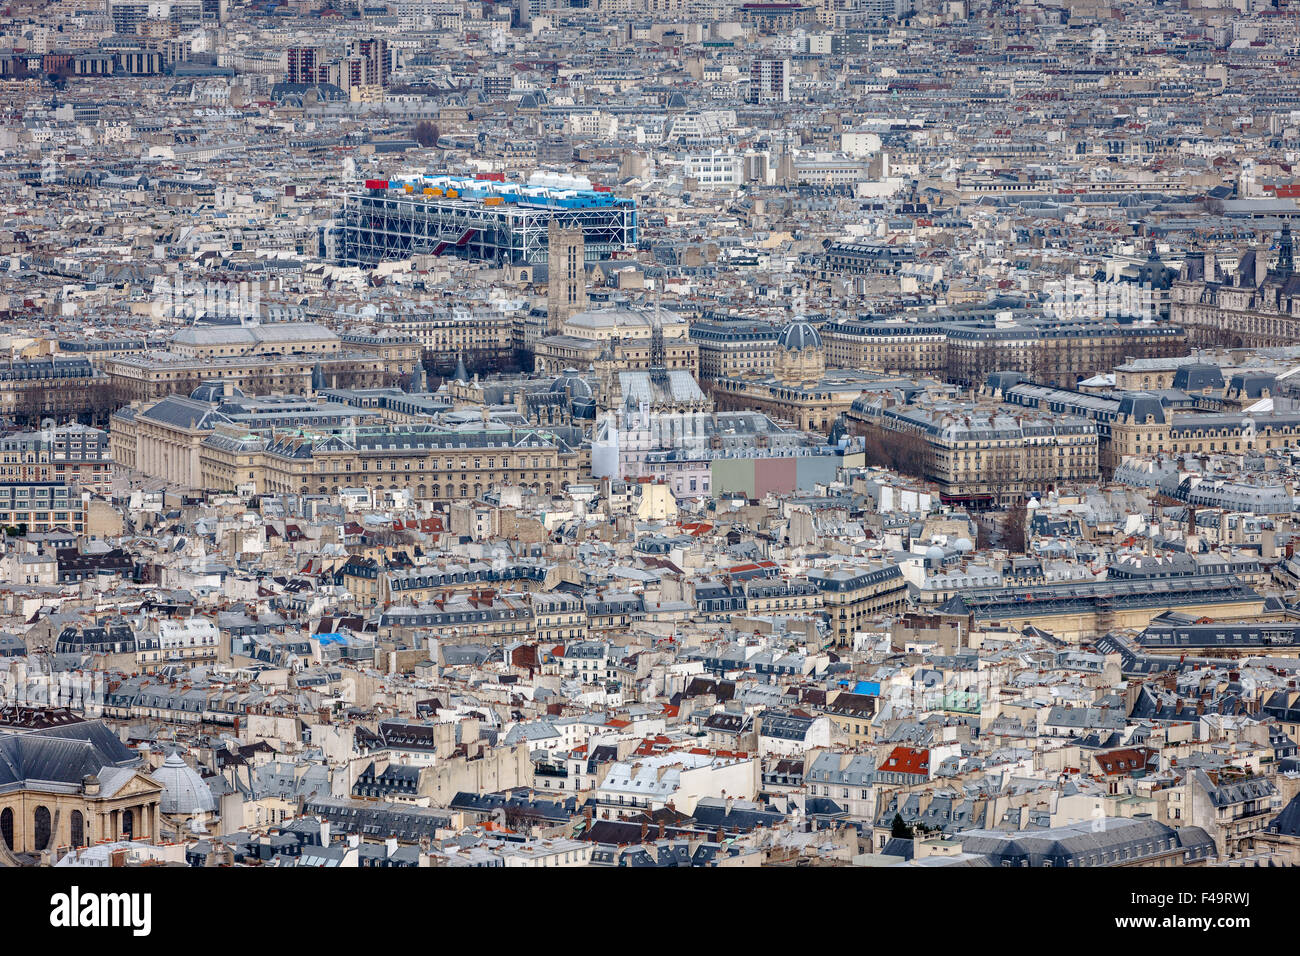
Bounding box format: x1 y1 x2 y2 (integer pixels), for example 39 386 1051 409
547 220 587 334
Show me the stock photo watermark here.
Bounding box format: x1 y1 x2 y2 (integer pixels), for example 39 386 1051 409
152 276 261 323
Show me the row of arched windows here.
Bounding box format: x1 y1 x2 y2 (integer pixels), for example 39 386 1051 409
0 806 130 852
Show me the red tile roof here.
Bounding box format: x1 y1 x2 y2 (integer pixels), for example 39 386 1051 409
727 560 777 573
687 747 749 759
884 746 930 776
1096 747 1157 776
633 735 674 756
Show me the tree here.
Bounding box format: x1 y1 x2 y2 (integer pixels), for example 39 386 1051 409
852 421 931 480
502 804 537 834
1195 325 1246 350
891 813 914 839
412 121 440 148
1003 500 1027 553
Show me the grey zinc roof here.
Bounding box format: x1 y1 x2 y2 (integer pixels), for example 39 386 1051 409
1196 770 1276 808
139 394 234 430
958 816 1193 866
758 711 815 741
618 369 707 406
0 720 141 795
806 751 876 785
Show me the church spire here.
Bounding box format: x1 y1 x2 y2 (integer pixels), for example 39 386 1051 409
650 294 665 372
408 361 428 393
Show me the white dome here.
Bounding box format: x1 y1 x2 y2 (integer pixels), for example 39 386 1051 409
151 752 217 816
925 545 945 560
1027 497 1041 509
955 537 974 553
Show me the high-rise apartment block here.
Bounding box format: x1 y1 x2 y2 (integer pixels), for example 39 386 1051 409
348 38 391 88
749 58 790 104
286 46 327 84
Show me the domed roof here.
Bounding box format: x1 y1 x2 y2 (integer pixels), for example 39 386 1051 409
551 368 593 400
925 545 945 560
955 537 974 553
777 319 822 352
190 382 244 403
151 752 216 816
